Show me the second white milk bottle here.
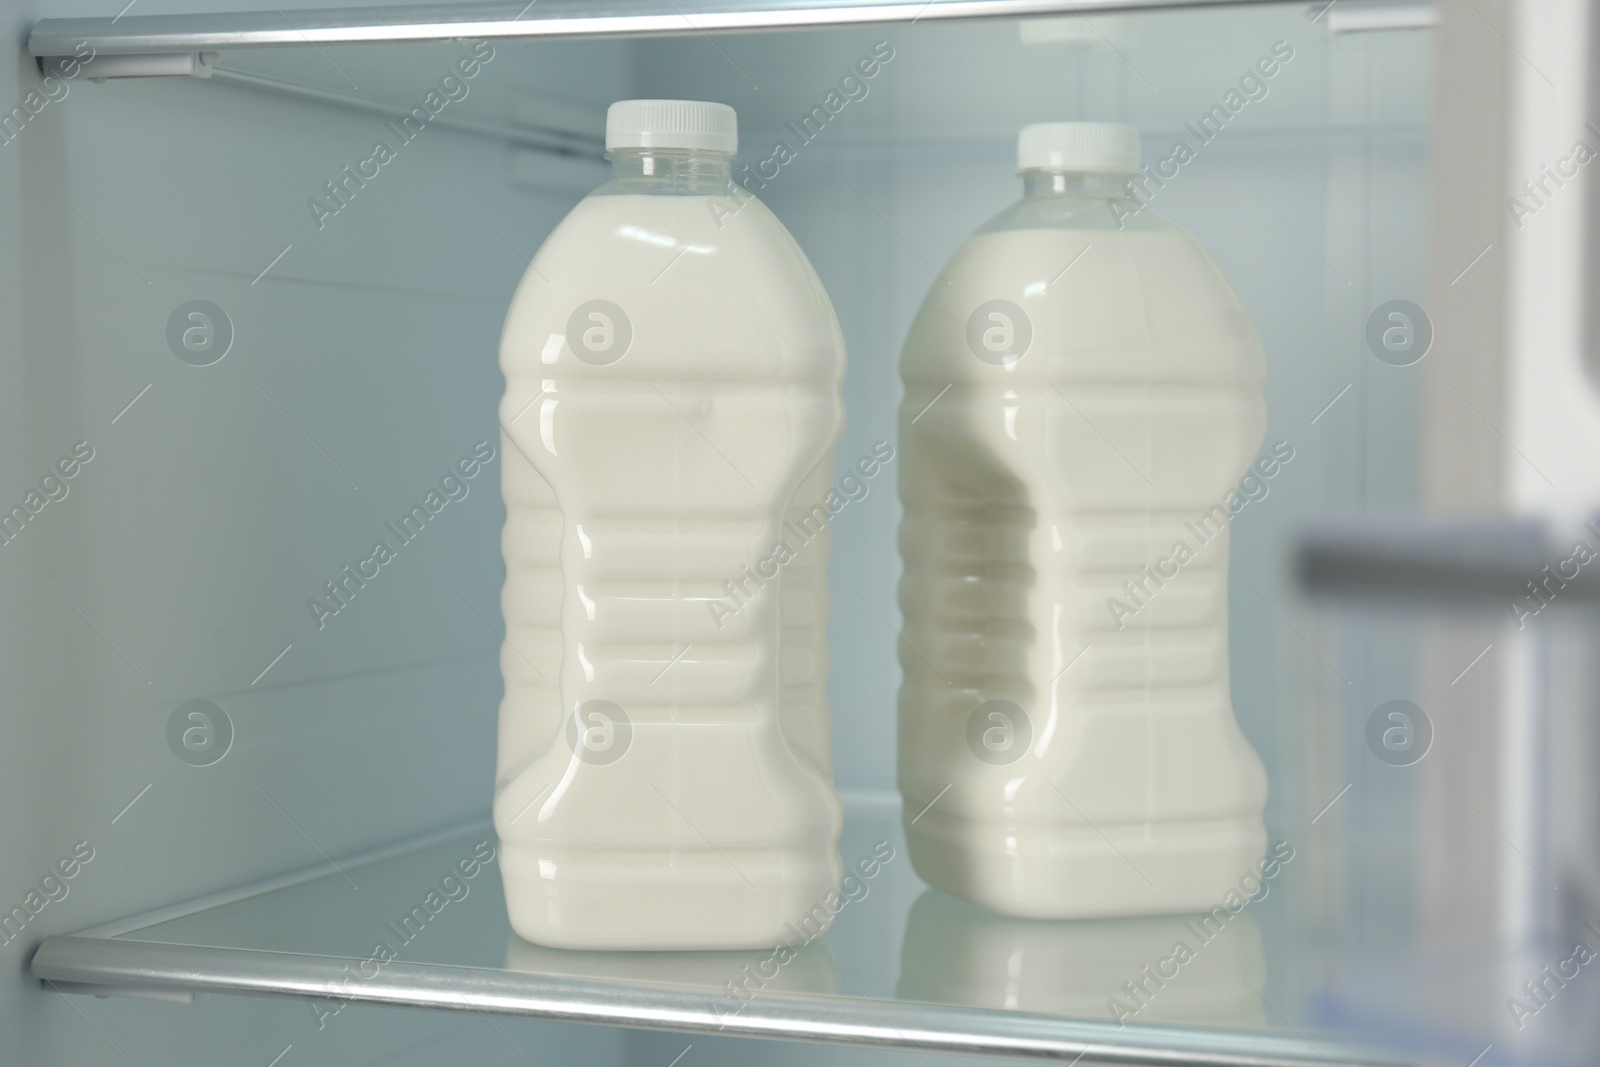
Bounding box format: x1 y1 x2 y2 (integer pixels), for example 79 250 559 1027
495 100 846 949
898 122 1269 918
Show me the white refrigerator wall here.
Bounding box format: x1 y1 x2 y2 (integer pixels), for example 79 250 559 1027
0 0 627 1061
1 1 1428 1063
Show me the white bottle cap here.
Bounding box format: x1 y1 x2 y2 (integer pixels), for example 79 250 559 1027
1017 122 1140 175
605 99 738 155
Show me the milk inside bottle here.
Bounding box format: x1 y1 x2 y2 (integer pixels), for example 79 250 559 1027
897 122 1269 918
495 100 845 949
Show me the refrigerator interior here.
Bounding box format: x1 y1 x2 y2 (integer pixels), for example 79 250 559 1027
0 1 1488 1064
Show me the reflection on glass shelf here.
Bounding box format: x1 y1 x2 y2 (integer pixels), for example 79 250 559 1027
899 889 1267 1030
32 805 1404 1066
505 934 840 1002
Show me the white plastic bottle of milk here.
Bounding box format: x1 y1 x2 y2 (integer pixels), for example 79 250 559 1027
897 122 1268 918
495 100 846 949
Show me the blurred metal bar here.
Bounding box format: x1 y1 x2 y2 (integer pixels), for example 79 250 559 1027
31 0 1382 59
1323 0 1435 31
1296 519 1600 609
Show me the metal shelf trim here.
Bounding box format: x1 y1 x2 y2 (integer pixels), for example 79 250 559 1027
33 935 1400 1066
31 0 1291 58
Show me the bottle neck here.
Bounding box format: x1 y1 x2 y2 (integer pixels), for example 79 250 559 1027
607 148 734 194
1021 169 1134 200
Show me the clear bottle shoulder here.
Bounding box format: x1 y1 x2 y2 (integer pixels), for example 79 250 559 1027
589 174 743 198
975 193 1181 236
